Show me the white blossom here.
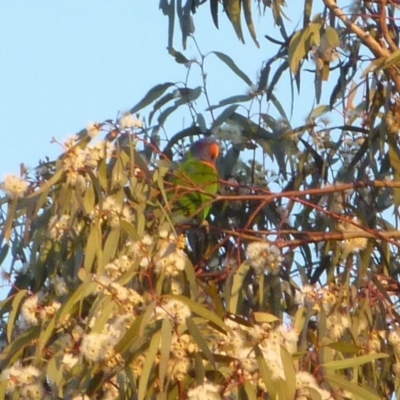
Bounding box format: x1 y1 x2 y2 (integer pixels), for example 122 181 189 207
1 174 28 199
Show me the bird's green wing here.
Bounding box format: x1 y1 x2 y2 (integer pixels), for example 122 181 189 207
170 158 219 222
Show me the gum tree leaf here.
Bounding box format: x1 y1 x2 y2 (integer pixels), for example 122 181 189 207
130 83 175 115
139 330 161 400
7 289 28 342
212 51 253 87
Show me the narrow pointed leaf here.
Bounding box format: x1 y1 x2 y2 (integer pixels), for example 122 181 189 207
323 353 389 369
212 51 253 87
210 0 219 28
130 83 175 115
7 289 28 342
138 330 161 400
243 0 259 48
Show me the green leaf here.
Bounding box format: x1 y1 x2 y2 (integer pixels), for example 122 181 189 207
310 104 330 119
138 330 161 400
37 316 57 362
57 282 97 325
120 219 140 241
242 0 259 48
159 318 172 393
139 301 157 338
165 295 227 332
210 0 219 28
83 183 96 214
168 47 190 64
46 355 63 390
28 169 63 200
115 313 145 355
0 326 41 363
223 0 244 43
212 104 238 128
212 51 253 87
84 223 102 273
253 311 279 324
325 342 360 354
207 94 252 111
255 345 278 399
186 316 215 368
326 373 381 400
7 289 28 342
243 380 257 399
288 30 306 75
149 92 176 125
0 244 9 266
103 229 120 266
325 26 340 47
90 296 117 333
280 346 296 399
229 261 251 313
2 198 17 243
0 380 7 400
323 353 389 369
130 82 175 115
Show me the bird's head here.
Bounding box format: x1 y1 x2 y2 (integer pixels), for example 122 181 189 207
189 138 220 165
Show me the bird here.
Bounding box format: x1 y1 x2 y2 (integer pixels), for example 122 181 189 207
168 137 220 223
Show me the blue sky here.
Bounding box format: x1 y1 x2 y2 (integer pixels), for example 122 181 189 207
0 1 278 175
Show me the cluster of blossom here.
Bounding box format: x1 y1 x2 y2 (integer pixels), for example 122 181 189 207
104 254 133 279
128 230 188 280
0 174 29 199
90 196 133 228
245 241 283 275
93 273 143 313
128 300 193 383
389 329 400 376
153 231 188 277
246 160 269 188
61 135 113 188
320 182 350 214
47 214 71 240
164 333 196 381
187 381 221 400
338 217 368 258
118 113 143 130
153 298 191 325
126 233 154 269
80 331 124 372
385 99 400 135
19 293 61 330
300 284 351 341
0 362 47 400
209 317 298 394
295 371 331 400
311 33 339 70
299 284 386 352
212 121 243 145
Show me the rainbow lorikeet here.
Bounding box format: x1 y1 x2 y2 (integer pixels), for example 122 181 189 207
169 138 220 222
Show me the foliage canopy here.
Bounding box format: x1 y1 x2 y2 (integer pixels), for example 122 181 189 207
1 0 400 399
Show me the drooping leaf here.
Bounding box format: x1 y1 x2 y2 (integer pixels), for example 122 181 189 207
212 51 253 87
207 94 253 111
242 0 259 48
138 330 161 400
222 0 244 43
212 105 238 128
323 353 389 369
186 316 216 368
7 289 28 342
326 373 381 400
130 82 175 115
210 0 219 28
